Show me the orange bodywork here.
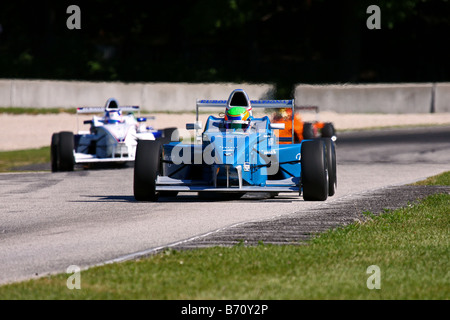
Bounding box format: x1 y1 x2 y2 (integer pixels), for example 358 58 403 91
272 109 325 144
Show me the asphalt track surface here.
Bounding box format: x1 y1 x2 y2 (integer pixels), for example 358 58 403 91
0 126 449 285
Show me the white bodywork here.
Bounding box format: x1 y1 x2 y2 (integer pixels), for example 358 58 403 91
74 100 156 164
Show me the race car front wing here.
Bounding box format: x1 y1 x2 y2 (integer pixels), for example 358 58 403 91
155 176 300 193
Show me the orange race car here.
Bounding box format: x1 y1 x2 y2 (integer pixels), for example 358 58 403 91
271 106 336 144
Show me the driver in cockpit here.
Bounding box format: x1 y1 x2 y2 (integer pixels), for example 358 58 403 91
104 109 124 124
224 106 253 132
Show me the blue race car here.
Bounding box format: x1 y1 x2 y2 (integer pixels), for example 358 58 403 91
133 89 336 201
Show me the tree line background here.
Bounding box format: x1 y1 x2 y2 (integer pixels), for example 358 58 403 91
1 0 449 96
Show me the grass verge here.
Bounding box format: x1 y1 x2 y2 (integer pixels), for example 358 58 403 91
0 147 50 172
0 107 76 115
0 171 448 299
412 170 450 186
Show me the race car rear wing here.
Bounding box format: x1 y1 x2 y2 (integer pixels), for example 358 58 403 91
195 100 317 113
76 106 140 114
194 99 296 142
76 106 141 133
195 99 294 121
195 99 294 110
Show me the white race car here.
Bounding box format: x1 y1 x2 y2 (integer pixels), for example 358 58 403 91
51 98 177 172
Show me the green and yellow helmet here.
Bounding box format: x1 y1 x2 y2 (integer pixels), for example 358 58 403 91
224 106 252 130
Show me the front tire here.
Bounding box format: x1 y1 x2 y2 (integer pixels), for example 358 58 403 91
134 140 162 201
301 140 329 201
58 131 74 171
51 133 60 172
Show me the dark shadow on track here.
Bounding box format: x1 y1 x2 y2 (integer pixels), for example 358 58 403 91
73 193 302 204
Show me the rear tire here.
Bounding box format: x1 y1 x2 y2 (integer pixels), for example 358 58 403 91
134 140 162 201
322 138 337 196
301 140 328 201
321 122 335 138
58 131 74 171
302 122 315 140
51 133 60 172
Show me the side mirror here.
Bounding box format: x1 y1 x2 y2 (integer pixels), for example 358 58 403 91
186 121 203 130
270 123 285 130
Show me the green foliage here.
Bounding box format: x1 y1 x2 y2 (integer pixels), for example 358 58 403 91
1 0 449 86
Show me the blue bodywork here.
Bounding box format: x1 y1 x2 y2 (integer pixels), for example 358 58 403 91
158 115 303 193
135 89 335 201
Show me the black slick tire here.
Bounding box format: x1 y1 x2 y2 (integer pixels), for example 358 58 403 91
134 140 162 201
321 122 335 138
301 139 329 201
51 133 60 172
58 131 74 171
322 138 337 196
302 122 315 140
